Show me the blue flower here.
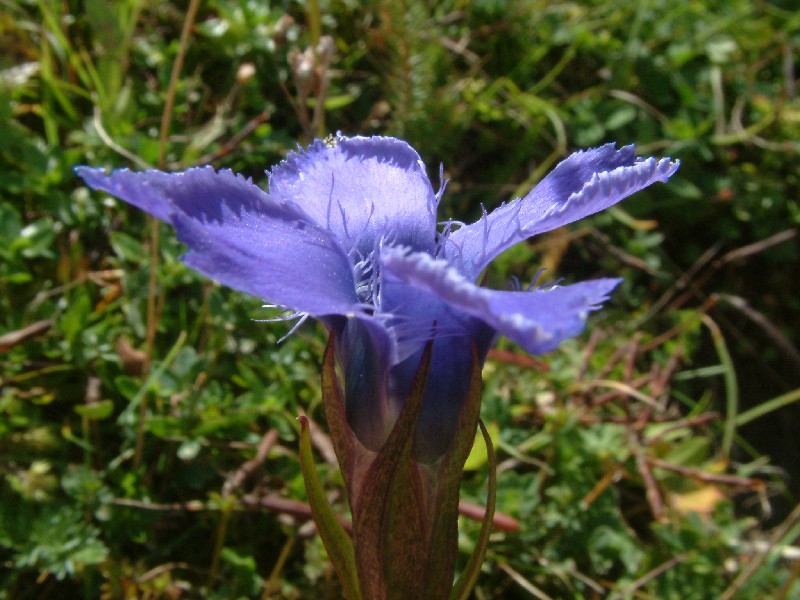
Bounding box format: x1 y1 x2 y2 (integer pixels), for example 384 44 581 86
76 136 678 461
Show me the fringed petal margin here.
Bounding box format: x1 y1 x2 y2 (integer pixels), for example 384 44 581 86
76 166 363 319
268 136 439 256
382 246 622 355
443 144 679 279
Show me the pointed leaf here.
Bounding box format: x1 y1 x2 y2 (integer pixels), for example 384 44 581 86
450 419 497 600
320 333 377 513
463 422 501 471
298 416 362 600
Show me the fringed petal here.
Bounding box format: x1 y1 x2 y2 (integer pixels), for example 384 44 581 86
76 166 363 318
442 144 679 280
268 136 438 257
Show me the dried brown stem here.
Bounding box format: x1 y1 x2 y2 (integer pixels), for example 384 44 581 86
458 500 520 533
647 457 765 491
0 320 53 351
223 429 280 497
193 110 271 166
487 348 549 371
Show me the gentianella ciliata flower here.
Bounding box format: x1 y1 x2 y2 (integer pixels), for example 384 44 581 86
76 135 678 462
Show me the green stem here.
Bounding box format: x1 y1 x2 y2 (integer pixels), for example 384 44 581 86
136 0 202 468
307 0 322 47
450 419 497 600
701 315 738 458
736 387 800 427
207 497 234 588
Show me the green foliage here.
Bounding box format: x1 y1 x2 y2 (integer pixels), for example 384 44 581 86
2 0 800 597
6 504 109 582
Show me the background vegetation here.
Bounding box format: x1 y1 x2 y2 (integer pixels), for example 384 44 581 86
2 0 799 597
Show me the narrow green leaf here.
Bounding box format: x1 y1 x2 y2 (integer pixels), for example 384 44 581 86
117 331 186 426
74 399 114 420
450 419 497 600
702 315 738 458
298 416 362 600
463 421 501 471
736 387 800 427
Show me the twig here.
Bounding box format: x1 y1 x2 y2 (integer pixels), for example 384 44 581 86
137 562 203 583
223 429 280 497
241 493 352 533
580 413 716 426
634 242 722 327
576 329 603 383
647 457 765 491
715 293 800 370
498 562 555 600
635 441 665 521
192 110 271 166
92 105 152 170
665 229 797 323
639 296 716 353
644 412 721 442
573 379 661 409
0 320 53 351
136 0 202 470
458 500 520 533
650 348 682 400
609 553 689 600
609 88 668 123
588 229 662 276
113 498 207 511
306 418 338 466
623 335 640 382
784 42 796 100
487 348 549 371
157 0 201 168
581 465 623 509
261 535 297 599
715 228 797 265
593 341 630 380
590 373 654 408
720 501 800 600
274 54 308 133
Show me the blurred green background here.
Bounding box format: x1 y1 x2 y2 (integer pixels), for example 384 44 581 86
2 0 799 597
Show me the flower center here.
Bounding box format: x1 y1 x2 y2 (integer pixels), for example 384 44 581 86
353 250 381 308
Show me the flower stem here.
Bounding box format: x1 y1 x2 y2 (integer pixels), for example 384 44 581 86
450 419 497 600
136 0 201 469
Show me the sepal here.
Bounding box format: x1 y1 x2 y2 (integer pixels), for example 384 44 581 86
424 344 484 599
307 335 489 599
351 341 433 599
